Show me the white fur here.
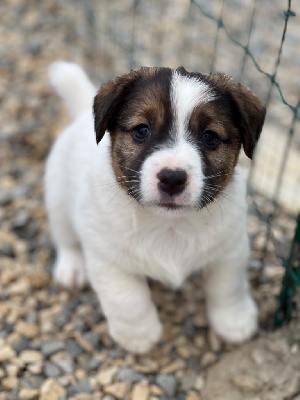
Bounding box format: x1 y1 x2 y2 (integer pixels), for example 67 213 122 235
48 61 96 118
171 71 214 141
45 64 258 353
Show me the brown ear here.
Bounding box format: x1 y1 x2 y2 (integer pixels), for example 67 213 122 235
93 74 131 144
93 67 158 144
207 73 266 159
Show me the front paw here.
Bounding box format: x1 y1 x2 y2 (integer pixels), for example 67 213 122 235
108 307 163 354
207 296 258 343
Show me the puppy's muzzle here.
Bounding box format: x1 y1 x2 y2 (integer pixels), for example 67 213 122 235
157 168 187 196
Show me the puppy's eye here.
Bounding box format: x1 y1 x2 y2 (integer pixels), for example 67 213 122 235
202 130 220 150
132 124 151 143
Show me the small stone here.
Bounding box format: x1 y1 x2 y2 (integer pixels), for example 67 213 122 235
83 332 100 349
44 361 61 378
0 345 16 361
74 332 94 353
73 395 92 400
118 368 144 383
97 366 118 386
2 376 19 391
186 355 201 373
19 388 39 400
232 374 263 392
27 363 43 375
88 358 101 371
181 372 197 391
15 321 39 339
109 349 127 359
72 380 92 394
193 313 207 328
177 345 193 359
104 382 131 399
156 375 177 397
176 393 187 400
150 385 163 395
208 329 222 352
161 359 185 374
42 341 65 357
53 359 74 374
20 350 43 364
40 379 66 400
135 359 159 373
183 317 196 338
201 352 217 367
6 387 20 400
27 271 50 289
7 278 30 296
6 363 19 376
66 339 83 358
19 375 44 390
194 375 204 391
132 383 150 400
186 393 201 400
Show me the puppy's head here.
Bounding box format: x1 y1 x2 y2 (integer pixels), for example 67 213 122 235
94 67 265 213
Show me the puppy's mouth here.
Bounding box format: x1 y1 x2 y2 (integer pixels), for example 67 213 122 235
158 202 184 210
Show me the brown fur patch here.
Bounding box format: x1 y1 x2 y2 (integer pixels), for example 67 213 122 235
94 67 173 196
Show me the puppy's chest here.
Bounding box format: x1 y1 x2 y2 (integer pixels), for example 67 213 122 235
125 218 220 287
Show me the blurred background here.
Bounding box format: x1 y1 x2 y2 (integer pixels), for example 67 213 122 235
0 0 300 399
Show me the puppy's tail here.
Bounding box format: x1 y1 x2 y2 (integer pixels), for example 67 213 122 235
48 62 96 119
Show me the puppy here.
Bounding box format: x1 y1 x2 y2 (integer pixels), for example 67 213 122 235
45 62 265 353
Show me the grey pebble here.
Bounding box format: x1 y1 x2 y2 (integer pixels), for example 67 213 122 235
156 375 177 397
0 192 14 206
66 339 83 358
181 372 197 391
118 368 144 383
54 312 70 329
26 312 38 324
84 331 101 348
7 388 19 400
71 379 92 394
88 358 101 371
20 376 44 389
176 393 187 400
77 353 91 369
44 361 61 378
0 243 15 258
183 317 196 338
186 355 201 373
42 340 65 357
53 359 74 374
13 211 29 228
109 349 127 359
14 337 30 354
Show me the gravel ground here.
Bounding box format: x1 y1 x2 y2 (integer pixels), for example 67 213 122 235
0 1 300 399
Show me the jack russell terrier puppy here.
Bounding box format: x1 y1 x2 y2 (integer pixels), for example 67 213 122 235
45 62 265 353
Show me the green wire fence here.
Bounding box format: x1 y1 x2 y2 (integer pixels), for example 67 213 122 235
85 0 300 325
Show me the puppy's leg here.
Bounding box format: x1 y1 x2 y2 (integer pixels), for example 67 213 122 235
204 243 257 343
86 257 162 353
48 206 88 289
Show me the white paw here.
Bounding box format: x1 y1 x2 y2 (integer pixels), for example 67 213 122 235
108 307 163 354
53 249 88 289
208 296 258 343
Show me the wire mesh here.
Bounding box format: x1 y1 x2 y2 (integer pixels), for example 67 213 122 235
80 0 299 323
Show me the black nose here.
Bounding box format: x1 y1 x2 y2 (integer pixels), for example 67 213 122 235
157 168 187 196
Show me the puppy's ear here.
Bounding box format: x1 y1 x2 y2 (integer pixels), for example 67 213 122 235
94 67 159 144
207 73 266 159
93 73 132 144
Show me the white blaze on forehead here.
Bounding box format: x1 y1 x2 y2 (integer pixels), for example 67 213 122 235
171 71 214 140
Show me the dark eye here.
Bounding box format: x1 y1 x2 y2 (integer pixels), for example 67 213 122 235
132 124 151 143
202 130 220 150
